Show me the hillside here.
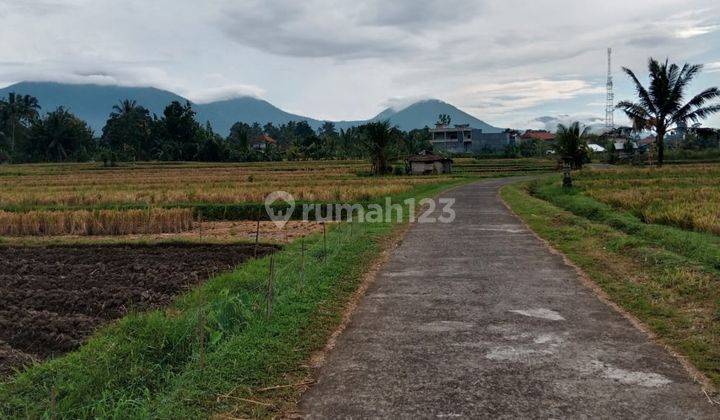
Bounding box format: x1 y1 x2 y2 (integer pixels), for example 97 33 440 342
0 82 503 135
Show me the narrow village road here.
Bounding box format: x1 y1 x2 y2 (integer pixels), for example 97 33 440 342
298 178 717 418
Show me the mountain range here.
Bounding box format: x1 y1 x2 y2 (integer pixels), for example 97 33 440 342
0 82 503 135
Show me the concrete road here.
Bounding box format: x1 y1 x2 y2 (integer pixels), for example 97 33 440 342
298 178 717 418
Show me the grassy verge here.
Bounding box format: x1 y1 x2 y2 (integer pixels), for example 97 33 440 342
501 179 720 387
0 179 466 418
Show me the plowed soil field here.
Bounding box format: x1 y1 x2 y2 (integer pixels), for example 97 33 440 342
0 243 275 375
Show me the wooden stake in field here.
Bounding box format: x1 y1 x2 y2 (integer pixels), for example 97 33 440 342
198 211 204 236
254 218 261 258
300 237 306 286
266 255 275 319
50 386 57 420
322 222 327 262
198 308 206 370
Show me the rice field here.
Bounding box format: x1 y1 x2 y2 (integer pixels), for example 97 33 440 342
0 161 426 209
575 164 720 235
0 159 554 236
0 208 194 236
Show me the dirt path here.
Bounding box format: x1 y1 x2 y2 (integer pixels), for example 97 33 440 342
298 178 717 418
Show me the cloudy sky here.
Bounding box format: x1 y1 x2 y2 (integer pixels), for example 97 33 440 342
1 0 719 128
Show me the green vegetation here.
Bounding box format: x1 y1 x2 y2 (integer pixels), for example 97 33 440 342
553 122 589 169
0 178 471 418
502 170 720 387
616 58 720 165
0 91 439 165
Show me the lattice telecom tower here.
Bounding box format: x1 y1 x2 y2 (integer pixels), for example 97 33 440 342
605 47 614 131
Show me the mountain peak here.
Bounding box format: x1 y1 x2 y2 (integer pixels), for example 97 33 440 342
0 82 503 135
373 98 502 132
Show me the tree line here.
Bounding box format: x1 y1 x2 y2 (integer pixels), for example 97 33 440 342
0 97 432 166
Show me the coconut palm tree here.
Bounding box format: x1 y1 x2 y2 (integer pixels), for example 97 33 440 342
554 122 589 170
110 99 138 118
0 93 41 156
616 58 720 165
360 120 400 175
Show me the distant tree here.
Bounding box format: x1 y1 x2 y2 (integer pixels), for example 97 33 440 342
25 107 94 162
0 93 41 160
617 58 720 165
554 122 589 169
436 113 451 126
684 126 720 149
318 121 338 138
359 120 401 175
227 122 253 161
518 138 546 157
263 122 280 141
101 99 154 161
155 101 202 160
337 127 365 158
403 128 432 155
197 121 228 161
318 121 339 157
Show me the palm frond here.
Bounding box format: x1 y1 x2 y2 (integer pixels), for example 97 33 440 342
672 87 720 123
682 105 720 123
622 67 656 113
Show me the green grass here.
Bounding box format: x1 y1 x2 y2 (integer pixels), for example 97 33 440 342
529 176 720 272
0 179 466 419
502 179 720 387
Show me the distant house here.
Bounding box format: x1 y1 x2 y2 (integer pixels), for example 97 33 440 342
612 140 642 160
520 130 555 142
638 135 656 149
588 144 606 153
250 134 276 151
430 124 510 153
407 152 453 175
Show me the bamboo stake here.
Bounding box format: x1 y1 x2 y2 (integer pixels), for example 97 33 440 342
322 223 327 262
50 386 57 420
300 237 306 286
198 308 206 370
254 218 261 258
266 255 274 319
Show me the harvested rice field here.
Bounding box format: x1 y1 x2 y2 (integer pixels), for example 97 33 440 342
574 164 720 235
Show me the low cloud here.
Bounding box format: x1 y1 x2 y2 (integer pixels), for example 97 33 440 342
186 84 265 104
382 95 433 111
466 79 605 113
527 115 606 132
706 62 720 73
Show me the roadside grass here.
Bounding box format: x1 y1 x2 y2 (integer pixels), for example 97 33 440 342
529 176 720 273
501 180 720 388
0 179 466 419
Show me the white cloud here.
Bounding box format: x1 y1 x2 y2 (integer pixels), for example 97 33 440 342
463 79 605 113
706 62 720 73
0 0 718 127
383 95 433 112
185 85 265 104
674 24 720 38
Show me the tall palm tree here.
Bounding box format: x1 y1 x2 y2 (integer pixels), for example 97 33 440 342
617 58 720 165
554 122 589 170
110 99 138 118
360 120 400 175
0 93 41 155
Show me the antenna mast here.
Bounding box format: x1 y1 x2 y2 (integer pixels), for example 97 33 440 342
605 47 614 131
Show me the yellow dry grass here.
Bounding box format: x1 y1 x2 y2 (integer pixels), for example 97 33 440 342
577 164 720 235
0 208 194 236
0 161 446 208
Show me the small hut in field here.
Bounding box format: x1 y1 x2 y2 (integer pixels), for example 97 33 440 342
406 152 453 175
